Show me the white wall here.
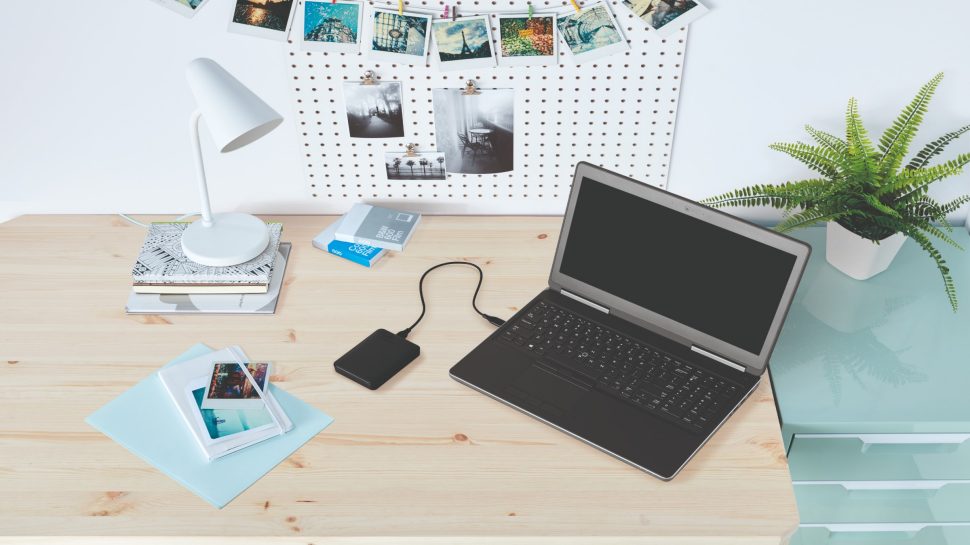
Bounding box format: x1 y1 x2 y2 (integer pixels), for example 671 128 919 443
3 0 970 224
0 0 306 222
669 0 970 225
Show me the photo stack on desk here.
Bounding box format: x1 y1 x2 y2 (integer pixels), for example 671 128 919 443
126 222 291 314
158 346 293 461
313 203 421 267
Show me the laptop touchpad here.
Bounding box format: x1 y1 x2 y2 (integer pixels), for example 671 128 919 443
507 364 589 416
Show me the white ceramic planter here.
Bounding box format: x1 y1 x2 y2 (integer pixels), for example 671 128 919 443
825 221 907 280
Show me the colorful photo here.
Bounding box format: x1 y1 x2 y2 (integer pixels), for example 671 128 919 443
497 14 557 66
385 151 447 181
343 81 405 138
556 3 628 62
301 1 362 52
621 0 708 37
229 0 295 40
433 88 514 174
432 17 495 70
366 9 432 63
201 361 270 410
192 387 274 440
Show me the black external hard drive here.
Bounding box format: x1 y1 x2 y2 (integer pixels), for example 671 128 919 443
334 329 421 390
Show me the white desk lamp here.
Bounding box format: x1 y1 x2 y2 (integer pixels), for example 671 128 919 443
182 58 283 266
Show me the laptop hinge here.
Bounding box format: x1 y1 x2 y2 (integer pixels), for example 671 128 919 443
560 289 610 314
691 345 746 373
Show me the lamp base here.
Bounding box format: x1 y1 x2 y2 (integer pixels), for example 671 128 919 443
181 212 270 266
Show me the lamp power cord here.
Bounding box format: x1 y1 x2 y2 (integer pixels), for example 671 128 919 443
396 261 506 339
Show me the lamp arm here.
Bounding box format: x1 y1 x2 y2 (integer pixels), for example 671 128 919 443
190 109 214 227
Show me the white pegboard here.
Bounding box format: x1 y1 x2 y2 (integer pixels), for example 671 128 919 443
285 0 688 214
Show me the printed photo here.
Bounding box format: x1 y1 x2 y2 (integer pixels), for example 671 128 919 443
229 0 295 40
201 361 270 410
365 8 432 64
433 88 514 174
300 1 363 52
557 3 628 63
192 386 275 440
343 81 405 138
432 16 496 70
622 0 708 37
497 14 557 66
149 0 211 18
385 151 447 180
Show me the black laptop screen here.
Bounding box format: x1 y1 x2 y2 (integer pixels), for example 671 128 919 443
559 178 797 355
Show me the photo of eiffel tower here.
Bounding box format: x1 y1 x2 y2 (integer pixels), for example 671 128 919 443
433 18 493 62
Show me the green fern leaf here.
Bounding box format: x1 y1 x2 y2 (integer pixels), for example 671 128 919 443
907 124 970 170
768 142 842 178
878 72 943 177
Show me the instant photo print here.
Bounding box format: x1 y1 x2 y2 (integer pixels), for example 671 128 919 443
621 0 708 37
229 0 296 41
497 13 558 67
384 151 447 181
364 7 433 64
343 80 406 138
431 16 496 71
556 3 629 63
298 0 364 53
201 361 272 410
148 0 211 18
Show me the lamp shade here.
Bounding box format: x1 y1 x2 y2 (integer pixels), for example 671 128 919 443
185 58 283 153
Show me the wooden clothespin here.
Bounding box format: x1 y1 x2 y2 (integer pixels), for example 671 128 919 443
404 143 418 157
527 3 533 19
461 80 480 96
398 0 403 15
569 0 581 12
443 4 449 19
361 70 377 85
452 4 458 21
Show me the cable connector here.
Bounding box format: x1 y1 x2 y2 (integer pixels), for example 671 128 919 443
483 314 506 327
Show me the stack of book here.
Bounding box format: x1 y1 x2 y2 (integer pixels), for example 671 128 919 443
313 203 421 267
157 346 292 461
126 222 291 314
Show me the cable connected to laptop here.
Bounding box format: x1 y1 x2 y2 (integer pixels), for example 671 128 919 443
397 261 506 339
333 260 507 390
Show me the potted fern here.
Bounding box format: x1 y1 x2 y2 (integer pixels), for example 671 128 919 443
702 73 970 311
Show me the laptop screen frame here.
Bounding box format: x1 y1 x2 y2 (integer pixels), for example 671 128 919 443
547 162 811 375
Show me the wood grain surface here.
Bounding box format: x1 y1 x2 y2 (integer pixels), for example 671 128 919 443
0 215 797 543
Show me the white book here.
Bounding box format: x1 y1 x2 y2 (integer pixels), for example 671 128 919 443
333 203 421 252
157 346 293 461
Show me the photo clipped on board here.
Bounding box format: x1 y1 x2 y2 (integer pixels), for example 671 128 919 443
384 151 447 181
229 0 296 40
433 88 514 174
556 3 628 63
497 13 558 67
297 0 364 53
343 80 406 138
621 0 708 38
431 16 497 71
148 0 211 17
364 7 433 65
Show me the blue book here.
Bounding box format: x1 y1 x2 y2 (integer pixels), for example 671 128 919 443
85 344 334 508
312 219 387 267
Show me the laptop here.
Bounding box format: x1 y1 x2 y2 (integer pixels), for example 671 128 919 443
450 163 811 480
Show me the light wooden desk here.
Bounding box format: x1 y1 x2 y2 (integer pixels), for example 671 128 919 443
0 215 797 544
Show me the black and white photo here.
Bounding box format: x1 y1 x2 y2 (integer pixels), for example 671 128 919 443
343 81 405 139
228 0 296 40
433 88 514 174
384 151 447 180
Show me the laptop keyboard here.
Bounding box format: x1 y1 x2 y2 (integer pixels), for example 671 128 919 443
499 301 743 433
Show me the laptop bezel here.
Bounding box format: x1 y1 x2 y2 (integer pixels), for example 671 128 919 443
547 162 811 375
